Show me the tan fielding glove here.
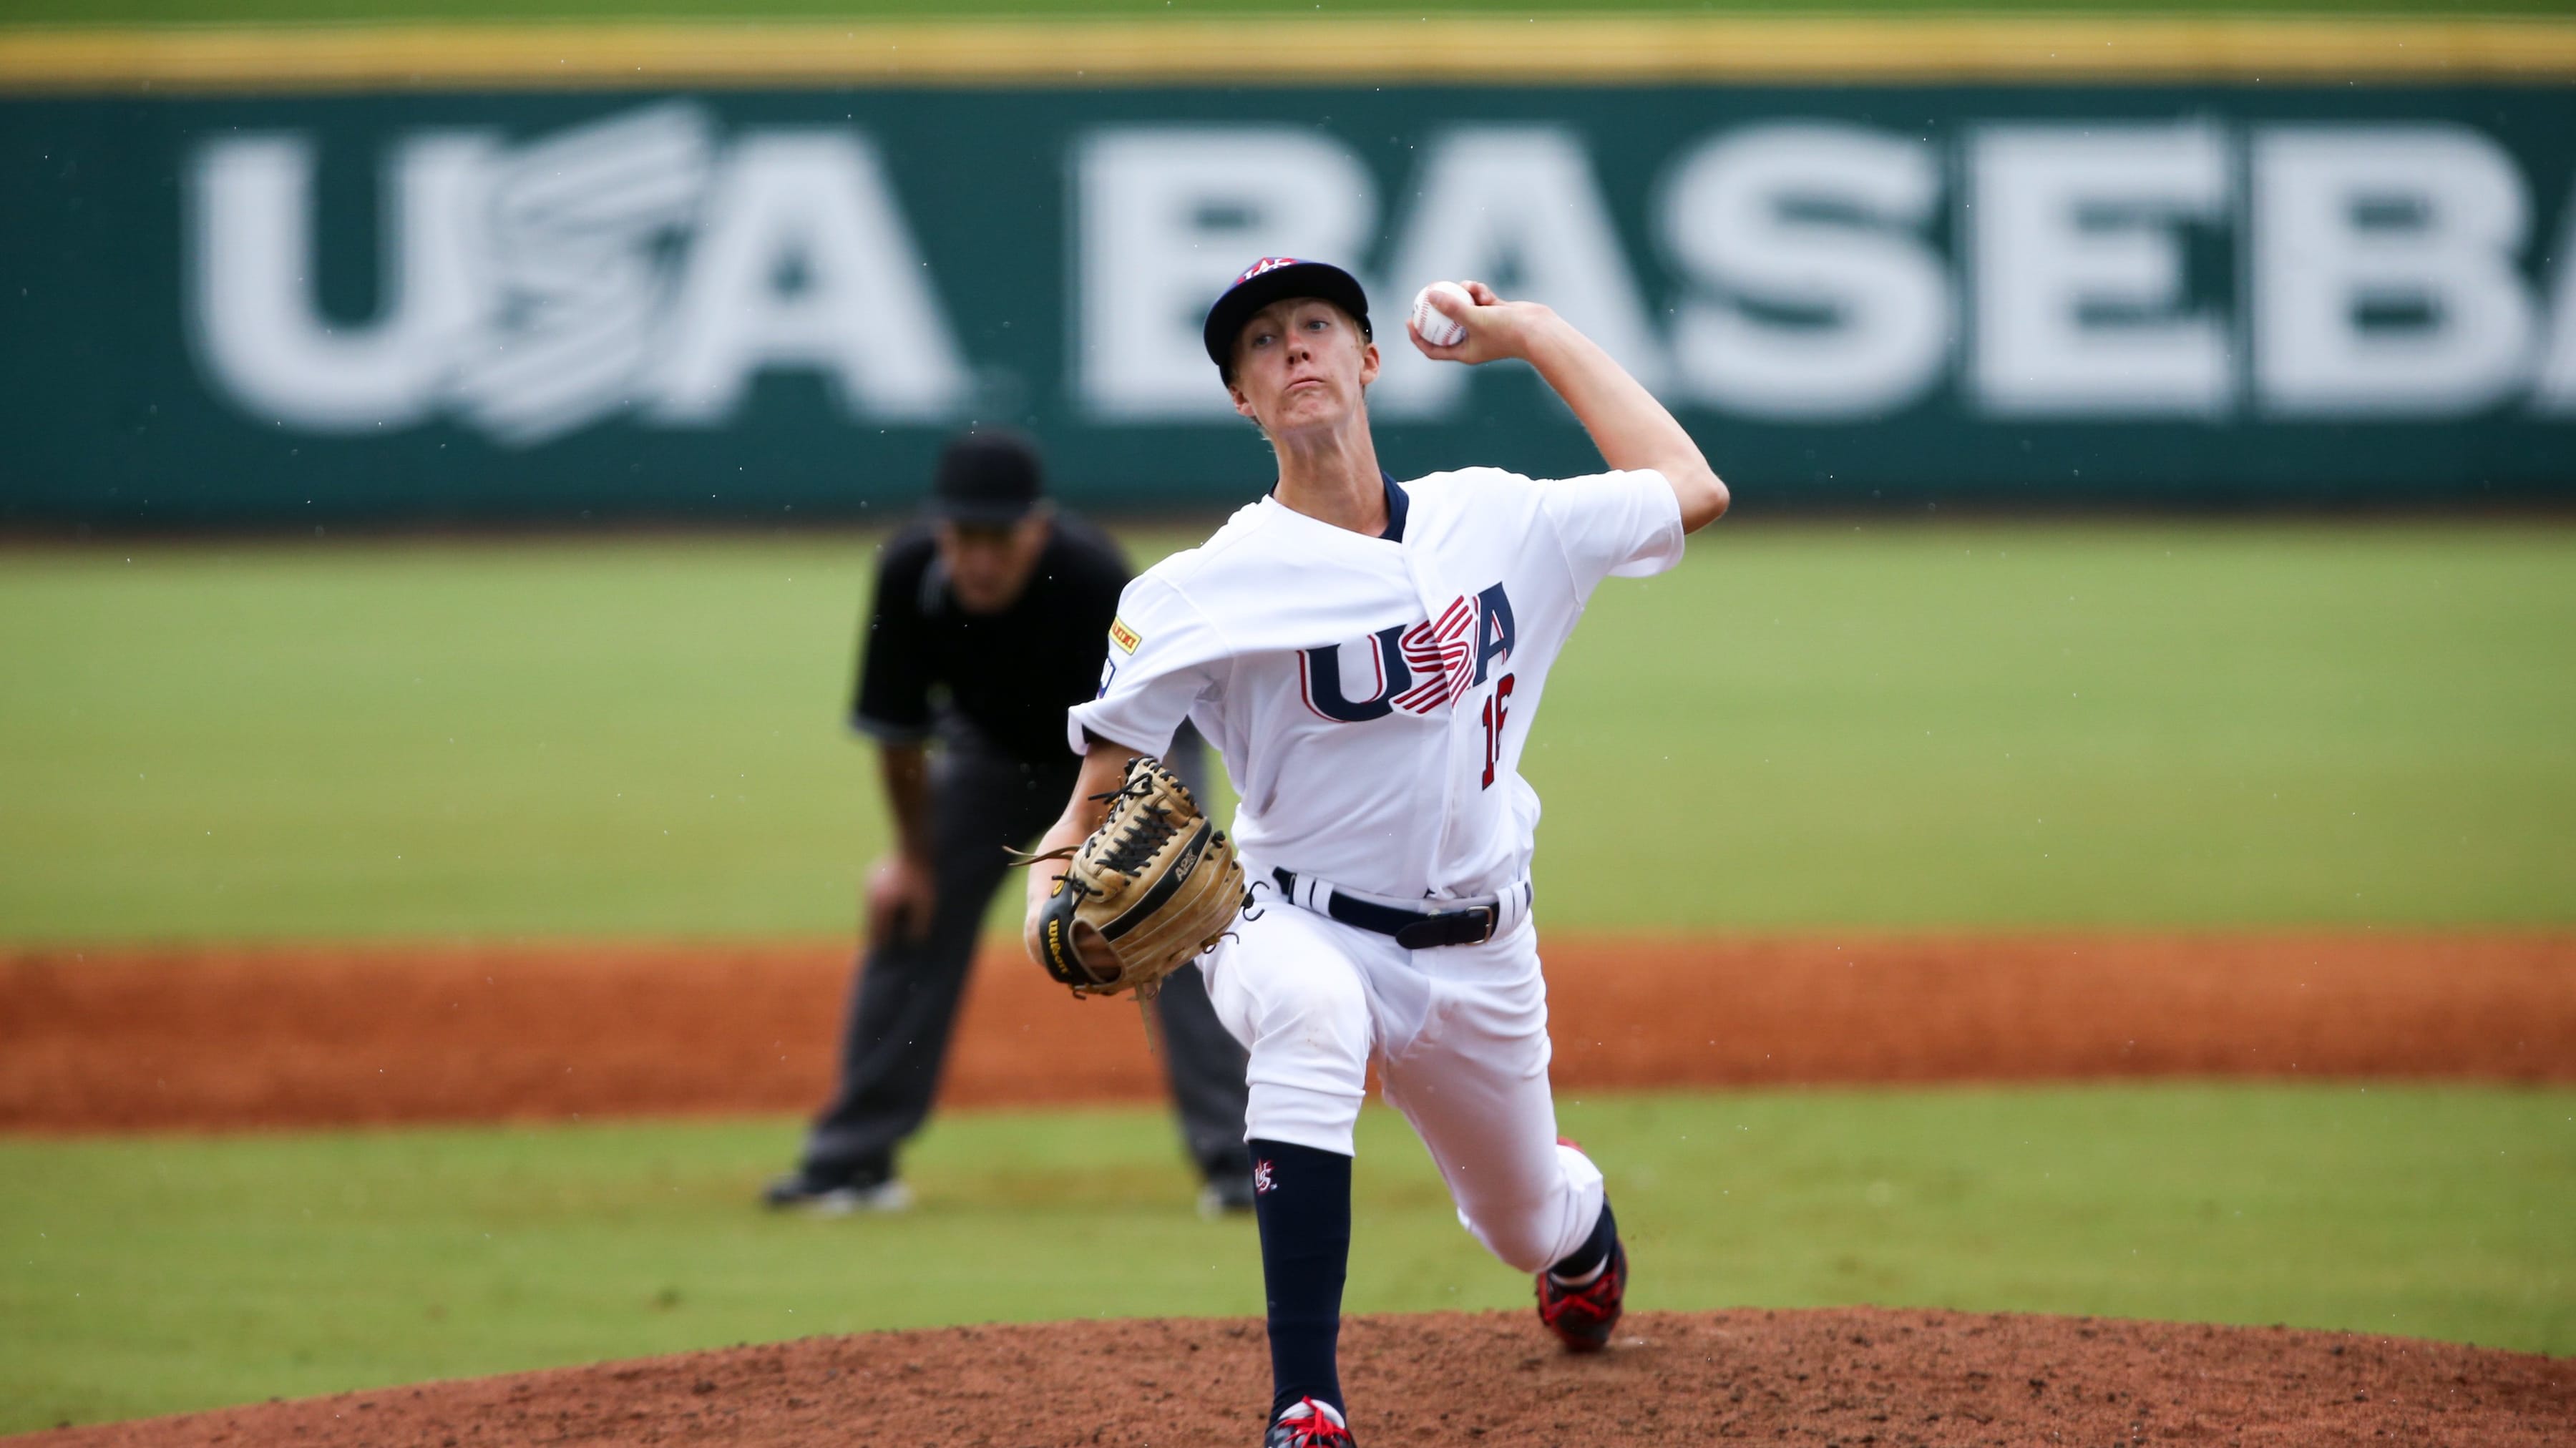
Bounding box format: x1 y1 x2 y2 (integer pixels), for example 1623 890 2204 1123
1023 755 1248 1000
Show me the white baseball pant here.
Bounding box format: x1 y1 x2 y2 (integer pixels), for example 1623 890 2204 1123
1199 892 1606 1275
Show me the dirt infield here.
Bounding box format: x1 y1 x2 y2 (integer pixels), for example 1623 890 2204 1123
3 931 2570 1133
29 1308 2573 1447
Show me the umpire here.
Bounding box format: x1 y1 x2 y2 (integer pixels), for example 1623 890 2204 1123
763 429 1256 1216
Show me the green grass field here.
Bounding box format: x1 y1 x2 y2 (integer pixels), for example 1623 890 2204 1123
3 523 2570 943
6 1085 2570 1433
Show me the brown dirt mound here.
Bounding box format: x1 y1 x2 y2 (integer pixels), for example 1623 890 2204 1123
21 1308 2572 1447
4 932 2571 1133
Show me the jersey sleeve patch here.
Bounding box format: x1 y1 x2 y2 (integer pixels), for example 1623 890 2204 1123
1108 616 1143 655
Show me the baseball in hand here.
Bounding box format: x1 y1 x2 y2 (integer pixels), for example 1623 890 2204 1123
1410 281 1474 348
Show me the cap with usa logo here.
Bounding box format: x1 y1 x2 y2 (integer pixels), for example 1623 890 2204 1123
1201 257 1373 374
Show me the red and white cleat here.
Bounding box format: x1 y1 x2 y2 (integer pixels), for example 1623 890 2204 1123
1536 1236 1627 1354
1264 1396 1355 1447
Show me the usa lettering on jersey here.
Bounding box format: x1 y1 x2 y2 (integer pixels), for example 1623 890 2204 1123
1299 583 1517 723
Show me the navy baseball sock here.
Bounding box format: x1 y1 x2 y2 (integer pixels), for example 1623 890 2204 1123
1246 1138 1351 1423
1548 1198 1619 1284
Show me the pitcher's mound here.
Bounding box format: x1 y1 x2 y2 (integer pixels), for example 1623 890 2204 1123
35 1308 2572 1447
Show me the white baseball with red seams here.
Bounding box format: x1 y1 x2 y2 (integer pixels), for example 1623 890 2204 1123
1410 281 1474 348
1067 464 1681 1268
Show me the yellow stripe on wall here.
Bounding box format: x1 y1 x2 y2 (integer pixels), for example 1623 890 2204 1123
4 17 2576 94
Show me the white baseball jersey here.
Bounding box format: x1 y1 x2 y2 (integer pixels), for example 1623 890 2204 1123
1068 467 1683 901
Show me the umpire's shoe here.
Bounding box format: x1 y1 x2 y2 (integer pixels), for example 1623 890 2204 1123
1199 1170 1258 1219
1264 1398 1354 1447
1536 1237 1628 1353
759 1169 913 1215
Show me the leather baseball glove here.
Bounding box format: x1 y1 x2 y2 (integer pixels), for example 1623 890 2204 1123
1023 755 1248 1000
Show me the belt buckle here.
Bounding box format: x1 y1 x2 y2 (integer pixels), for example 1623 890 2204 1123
1400 905 1493 949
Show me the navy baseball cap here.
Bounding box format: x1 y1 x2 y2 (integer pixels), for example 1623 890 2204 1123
1202 257 1373 374
927 429 1044 525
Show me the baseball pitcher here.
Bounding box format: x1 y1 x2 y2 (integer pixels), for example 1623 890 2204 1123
1020 258 1729 1447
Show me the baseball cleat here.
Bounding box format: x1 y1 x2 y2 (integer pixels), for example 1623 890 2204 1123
759 1170 914 1216
1536 1236 1627 1353
1199 1171 1259 1219
1264 1397 1355 1447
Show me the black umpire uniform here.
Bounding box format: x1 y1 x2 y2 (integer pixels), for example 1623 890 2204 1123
765 431 1254 1214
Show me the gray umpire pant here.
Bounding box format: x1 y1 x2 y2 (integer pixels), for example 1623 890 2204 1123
799 728 1252 1187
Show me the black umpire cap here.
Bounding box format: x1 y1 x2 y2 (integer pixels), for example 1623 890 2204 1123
1202 257 1373 378
927 429 1045 525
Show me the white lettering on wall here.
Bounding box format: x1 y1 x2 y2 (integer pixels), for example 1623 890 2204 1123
184 110 2576 444
450 103 712 444
1076 128 1377 421
1659 124 1950 419
1973 124 2230 416
189 104 968 446
2532 199 2576 414
1375 127 1666 419
652 132 970 426
2254 125 2536 416
190 132 491 431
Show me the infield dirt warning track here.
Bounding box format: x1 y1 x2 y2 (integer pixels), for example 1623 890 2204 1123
4 931 2570 1133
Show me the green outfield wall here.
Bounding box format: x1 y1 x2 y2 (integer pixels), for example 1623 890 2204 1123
4 26 2575 523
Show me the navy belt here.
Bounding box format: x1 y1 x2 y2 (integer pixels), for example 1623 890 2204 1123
1272 867 1503 950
